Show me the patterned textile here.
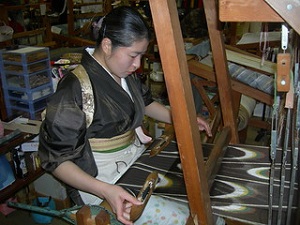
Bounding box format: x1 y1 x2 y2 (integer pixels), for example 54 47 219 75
187 40 275 96
117 140 299 225
134 195 190 225
117 140 188 203
211 144 298 225
228 62 274 95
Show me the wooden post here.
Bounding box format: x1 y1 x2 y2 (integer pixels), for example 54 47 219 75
205 126 231 188
76 205 92 225
264 0 300 35
203 0 240 143
219 0 283 22
149 0 213 224
95 210 110 225
76 205 110 225
67 0 75 36
103 0 112 14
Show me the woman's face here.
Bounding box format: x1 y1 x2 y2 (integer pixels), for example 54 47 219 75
104 38 149 79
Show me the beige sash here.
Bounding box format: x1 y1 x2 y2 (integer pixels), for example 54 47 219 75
89 130 135 153
71 65 94 128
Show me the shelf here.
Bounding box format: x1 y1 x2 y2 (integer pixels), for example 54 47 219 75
9 98 48 113
1 46 49 64
0 167 45 203
4 76 52 93
73 2 104 7
0 131 36 156
0 46 53 120
0 131 42 203
2 59 50 75
73 12 104 19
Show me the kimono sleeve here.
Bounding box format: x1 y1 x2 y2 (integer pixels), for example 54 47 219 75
38 74 95 173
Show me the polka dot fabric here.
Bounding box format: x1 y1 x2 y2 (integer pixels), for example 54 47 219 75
134 195 190 225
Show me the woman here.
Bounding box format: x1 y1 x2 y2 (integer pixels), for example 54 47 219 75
39 6 211 225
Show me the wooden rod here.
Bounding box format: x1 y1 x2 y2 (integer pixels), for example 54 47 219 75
205 126 231 189
203 0 240 143
149 0 213 224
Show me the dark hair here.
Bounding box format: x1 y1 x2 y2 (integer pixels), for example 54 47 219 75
96 6 151 48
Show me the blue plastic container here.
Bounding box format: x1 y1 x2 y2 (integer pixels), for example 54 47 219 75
31 197 56 224
0 154 15 191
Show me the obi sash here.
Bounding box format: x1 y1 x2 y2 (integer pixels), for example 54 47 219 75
89 130 135 153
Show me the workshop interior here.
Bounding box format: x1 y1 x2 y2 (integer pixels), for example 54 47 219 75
0 0 299 225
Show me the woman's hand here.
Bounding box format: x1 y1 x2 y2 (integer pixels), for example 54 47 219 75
196 116 212 137
102 184 142 225
52 162 142 224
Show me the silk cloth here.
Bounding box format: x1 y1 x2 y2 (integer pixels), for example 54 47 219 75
116 139 299 225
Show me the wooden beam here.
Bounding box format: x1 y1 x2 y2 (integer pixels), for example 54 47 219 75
203 0 240 143
188 60 215 81
264 0 300 35
231 79 273 105
0 4 9 24
12 29 47 39
66 0 110 37
226 49 276 75
51 33 96 47
67 0 75 36
149 0 213 224
192 79 217 116
219 0 283 22
188 59 273 106
204 108 222 144
206 126 231 188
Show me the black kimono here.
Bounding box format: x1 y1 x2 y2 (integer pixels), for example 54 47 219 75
38 48 153 204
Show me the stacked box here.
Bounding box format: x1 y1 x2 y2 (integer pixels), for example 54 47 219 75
0 46 53 119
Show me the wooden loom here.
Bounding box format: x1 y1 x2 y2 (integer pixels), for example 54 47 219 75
74 0 300 224
148 0 299 224
188 45 275 138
